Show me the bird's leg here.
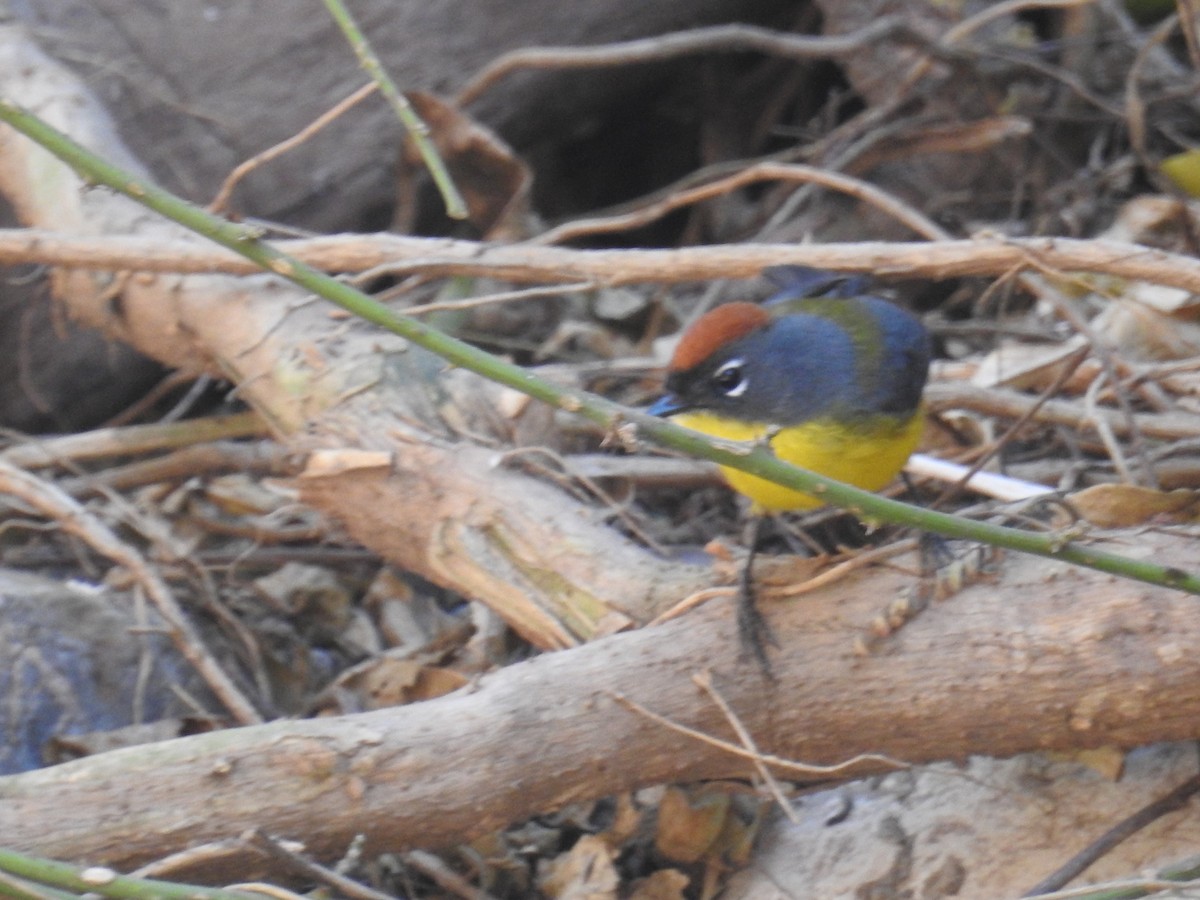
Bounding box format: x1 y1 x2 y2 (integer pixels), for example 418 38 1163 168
918 529 954 577
737 515 780 679
900 475 973 585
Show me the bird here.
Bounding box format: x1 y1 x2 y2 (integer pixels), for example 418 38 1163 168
647 266 932 674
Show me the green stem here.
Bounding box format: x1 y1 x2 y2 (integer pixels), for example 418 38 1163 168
1027 854 1200 900
321 0 468 220
0 849 258 900
0 871 77 900
1 97 1197 596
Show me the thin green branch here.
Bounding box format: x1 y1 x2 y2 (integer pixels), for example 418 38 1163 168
1024 854 1200 899
1 97 1198 597
321 0 467 220
0 870 76 900
0 849 259 900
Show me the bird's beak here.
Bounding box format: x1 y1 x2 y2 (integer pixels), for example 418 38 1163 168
646 394 686 417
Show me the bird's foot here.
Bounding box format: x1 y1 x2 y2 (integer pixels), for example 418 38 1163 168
854 535 1002 655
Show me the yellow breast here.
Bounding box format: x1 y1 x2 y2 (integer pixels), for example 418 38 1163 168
672 410 924 512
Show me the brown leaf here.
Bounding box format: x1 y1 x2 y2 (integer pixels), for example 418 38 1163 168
628 869 690 900
711 794 770 868
1069 484 1200 528
538 834 619 900
1045 746 1127 781
398 90 532 239
1094 299 1200 362
595 792 644 848
324 657 468 711
655 785 730 864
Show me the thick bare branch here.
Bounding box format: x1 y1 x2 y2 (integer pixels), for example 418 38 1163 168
0 530 1197 867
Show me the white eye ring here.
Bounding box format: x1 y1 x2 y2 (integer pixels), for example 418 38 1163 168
714 358 748 397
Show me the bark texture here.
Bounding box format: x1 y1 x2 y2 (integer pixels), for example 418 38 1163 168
0 531 1196 868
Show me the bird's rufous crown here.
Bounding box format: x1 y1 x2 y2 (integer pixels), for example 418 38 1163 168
669 302 770 371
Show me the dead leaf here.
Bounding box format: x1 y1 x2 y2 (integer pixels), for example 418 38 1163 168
1042 746 1127 781
322 657 468 712
300 449 393 478
365 567 466 654
971 336 1090 391
627 869 690 900
655 785 730 864
1094 299 1200 362
1102 194 1192 246
1069 484 1200 527
595 793 644 848
397 91 532 239
712 793 770 868
205 473 292 516
538 834 619 900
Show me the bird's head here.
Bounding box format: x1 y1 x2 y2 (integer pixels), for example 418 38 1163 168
648 267 930 427
647 299 869 425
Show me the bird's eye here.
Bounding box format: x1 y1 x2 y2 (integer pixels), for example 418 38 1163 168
712 359 747 397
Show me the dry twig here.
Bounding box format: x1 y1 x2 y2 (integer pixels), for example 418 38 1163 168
534 161 950 245
1023 769 1200 896
692 670 798 823
210 83 379 215
608 690 910 781
5 231 1200 293
0 459 261 724
455 18 923 107
245 831 397 900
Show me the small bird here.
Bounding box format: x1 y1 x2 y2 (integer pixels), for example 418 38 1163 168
648 266 932 672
